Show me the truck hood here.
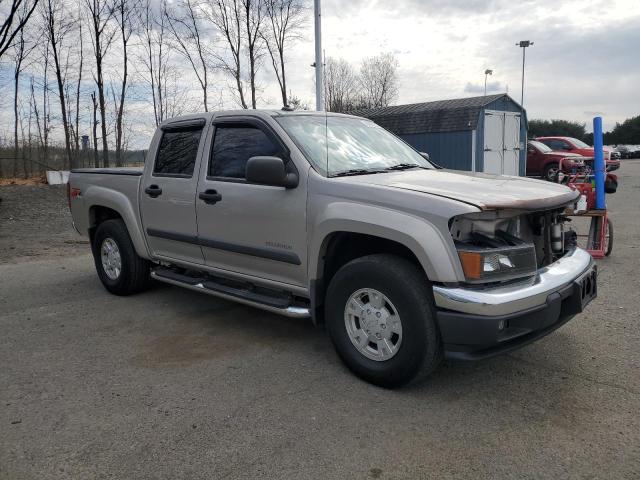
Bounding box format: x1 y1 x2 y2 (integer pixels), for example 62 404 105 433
342 169 579 211
546 151 582 158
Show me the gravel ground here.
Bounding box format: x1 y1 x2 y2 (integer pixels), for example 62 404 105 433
0 184 86 263
1 164 639 479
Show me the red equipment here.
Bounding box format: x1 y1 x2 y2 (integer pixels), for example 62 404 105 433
558 158 613 258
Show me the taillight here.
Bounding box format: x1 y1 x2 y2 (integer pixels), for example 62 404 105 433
67 183 80 209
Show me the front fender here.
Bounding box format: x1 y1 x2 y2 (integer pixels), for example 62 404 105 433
309 202 465 283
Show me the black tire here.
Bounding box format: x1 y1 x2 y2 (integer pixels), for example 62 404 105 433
543 162 559 182
605 218 613 257
325 254 442 388
92 218 150 295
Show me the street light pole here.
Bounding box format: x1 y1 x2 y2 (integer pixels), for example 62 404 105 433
516 40 533 177
516 40 533 109
314 0 324 111
484 69 493 96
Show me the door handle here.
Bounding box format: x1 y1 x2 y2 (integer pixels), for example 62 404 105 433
199 189 222 205
145 185 162 198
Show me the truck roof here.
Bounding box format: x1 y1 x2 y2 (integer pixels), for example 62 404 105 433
159 109 363 129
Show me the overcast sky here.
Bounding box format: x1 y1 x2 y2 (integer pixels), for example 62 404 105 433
275 0 639 132
0 0 638 148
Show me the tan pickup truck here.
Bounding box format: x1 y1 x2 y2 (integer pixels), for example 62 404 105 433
68 110 596 387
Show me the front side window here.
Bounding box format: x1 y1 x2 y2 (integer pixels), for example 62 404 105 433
544 139 565 151
210 125 282 179
154 127 203 176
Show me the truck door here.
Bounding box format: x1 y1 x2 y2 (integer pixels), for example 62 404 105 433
139 119 206 264
195 117 308 288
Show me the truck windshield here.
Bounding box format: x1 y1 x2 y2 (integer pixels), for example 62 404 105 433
567 137 590 148
276 115 433 177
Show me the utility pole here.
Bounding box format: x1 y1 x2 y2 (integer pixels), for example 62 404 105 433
484 69 493 96
314 0 324 111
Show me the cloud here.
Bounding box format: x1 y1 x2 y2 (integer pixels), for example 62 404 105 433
464 80 504 94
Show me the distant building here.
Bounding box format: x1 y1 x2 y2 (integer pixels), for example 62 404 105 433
352 93 528 176
81 135 90 151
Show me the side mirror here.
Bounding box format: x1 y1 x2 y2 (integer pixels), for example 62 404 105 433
419 152 430 161
246 156 298 189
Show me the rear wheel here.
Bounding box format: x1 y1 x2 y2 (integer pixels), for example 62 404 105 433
543 162 559 182
92 219 150 295
325 254 442 388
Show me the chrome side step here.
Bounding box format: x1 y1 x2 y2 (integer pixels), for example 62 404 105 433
150 269 311 319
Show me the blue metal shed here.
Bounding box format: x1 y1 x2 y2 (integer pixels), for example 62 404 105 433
353 94 528 176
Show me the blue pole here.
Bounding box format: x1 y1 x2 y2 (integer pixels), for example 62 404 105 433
593 117 605 210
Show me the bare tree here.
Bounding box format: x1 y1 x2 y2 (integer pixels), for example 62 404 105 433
261 0 305 108
42 0 76 169
165 0 212 111
206 0 247 109
241 0 264 108
324 57 359 113
85 0 116 167
359 52 399 109
112 0 138 166
0 0 39 59
10 3 36 177
139 0 164 125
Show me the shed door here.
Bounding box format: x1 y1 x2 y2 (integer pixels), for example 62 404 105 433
503 112 521 175
483 110 521 175
483 111 504 175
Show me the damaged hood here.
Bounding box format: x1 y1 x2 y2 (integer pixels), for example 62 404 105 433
343 169 579 210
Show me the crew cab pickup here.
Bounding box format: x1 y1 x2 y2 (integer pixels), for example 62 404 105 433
68 111 597 387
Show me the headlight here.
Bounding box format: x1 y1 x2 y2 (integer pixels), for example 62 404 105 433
456 235 537 283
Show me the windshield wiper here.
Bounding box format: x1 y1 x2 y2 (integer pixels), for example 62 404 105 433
330 168 387 177
383 163 426 171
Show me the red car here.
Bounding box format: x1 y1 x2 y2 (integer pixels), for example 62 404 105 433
535 136 621 173
526 140 584 181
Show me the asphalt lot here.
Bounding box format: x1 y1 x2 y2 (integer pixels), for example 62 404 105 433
1 164 639 479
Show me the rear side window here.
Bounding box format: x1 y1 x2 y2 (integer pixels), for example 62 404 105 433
210 125 281 179
154 127 203 177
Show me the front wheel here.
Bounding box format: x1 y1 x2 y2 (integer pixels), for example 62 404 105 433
325 254 442 388
92 219 150 295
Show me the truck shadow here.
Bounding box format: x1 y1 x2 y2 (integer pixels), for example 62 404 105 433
135 281 584 412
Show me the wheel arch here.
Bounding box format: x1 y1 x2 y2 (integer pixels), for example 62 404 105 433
308 215 461 324
84 186 150 259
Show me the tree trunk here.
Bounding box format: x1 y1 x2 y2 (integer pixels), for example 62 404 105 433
94 27 109 168
52 51 73 171
91 92 100 168
74 27 83 164
115 38 127 166
13 68 20 178
279 48 287 106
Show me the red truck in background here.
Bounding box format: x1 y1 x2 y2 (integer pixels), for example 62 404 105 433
535 136 621 174
526 140 584 181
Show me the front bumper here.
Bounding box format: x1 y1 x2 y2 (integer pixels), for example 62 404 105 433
433 248 596 360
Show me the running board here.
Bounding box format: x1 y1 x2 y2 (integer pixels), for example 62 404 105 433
150 268 310 319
